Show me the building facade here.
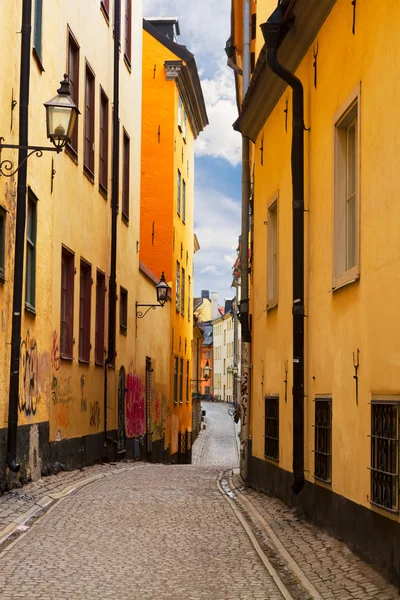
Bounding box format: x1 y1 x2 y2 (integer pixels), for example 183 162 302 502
140 17 208 461
232 0 400 584
212 310 234 402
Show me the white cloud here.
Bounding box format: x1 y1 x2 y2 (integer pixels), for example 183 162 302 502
195 64 242 166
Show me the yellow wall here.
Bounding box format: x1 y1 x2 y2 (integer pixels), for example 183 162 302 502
251 0 400 517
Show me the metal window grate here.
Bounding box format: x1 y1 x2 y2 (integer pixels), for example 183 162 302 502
370 403 399 511
313 399 332 482
264 396 279 460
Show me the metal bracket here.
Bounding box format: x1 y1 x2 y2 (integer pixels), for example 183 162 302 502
0 139 60 178
353 348 360 405
352 0 357 35
313 43 319 88
284 99 289 133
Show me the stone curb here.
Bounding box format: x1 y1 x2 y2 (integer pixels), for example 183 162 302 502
0 465 138 546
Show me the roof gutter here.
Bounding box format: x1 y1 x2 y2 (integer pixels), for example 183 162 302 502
261 0 305 495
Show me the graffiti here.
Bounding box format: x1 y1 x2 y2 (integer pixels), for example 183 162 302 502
51 330 60 372
55 404 70 430
89 401 100 428
19 331 39 416
241 371 249 427
51 373 74 406
125 373 145 438
80 375 87 412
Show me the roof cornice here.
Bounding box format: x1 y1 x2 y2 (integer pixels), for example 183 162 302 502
235 0 338 141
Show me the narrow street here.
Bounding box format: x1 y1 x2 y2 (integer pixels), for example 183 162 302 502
0 402 398 599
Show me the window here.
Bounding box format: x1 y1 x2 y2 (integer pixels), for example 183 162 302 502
182 180 186 223
176 261 180 311
264 396 279 460
251 13 257 40
67 30 80 157
79 260 91 362
0 207 5 280
122 130 130 220
120 286 128 334
124 0 132 65
314 398 332 483
250 52 255 74
174 356 178 403
188 275 191 321
267 195 278 308
179 357 184 404
95 270 105 365
33 0 44 69
84 63 95 177
99 88 109 193
177 170 181 215
183 111 187 140
60 248 74 358
333 86 360 289
371 402 399 511
26 191 37 311
186 361 189 404
178 96 182 129
206 351 210 359
101 0 110 18
181 267 185 316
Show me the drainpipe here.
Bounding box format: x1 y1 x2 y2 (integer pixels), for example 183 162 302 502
261 1 305 494
7 0 33 473
104 0 121 446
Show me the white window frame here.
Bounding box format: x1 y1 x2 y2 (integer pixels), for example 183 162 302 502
333 83 361 290
267 192 279 309
178 96 182 130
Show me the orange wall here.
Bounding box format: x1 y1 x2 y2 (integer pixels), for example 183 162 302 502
140 29 177 282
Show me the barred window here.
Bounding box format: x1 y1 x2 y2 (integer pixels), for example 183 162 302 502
314 398 332 482
264 396 279 460
370 402 399 511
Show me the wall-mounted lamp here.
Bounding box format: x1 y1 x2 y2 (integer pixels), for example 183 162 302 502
136 272 169 322
0 74 79 177
191 359 212 389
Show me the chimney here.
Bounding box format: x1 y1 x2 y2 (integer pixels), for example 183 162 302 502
225 299 233 314
211 292 219 321
201 290 210 300
146 17 180 42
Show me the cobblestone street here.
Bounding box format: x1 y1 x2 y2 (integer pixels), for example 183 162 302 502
0 402 398 599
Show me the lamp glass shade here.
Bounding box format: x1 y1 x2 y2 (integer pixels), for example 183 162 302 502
44 86 79 149
156 272 169 306
203 361 211 380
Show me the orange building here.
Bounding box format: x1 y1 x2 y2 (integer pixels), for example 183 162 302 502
140 18 208 461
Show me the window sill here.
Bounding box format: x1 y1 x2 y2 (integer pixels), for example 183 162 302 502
314 475 332 487
0 274 5 285
25 303 36 317
32 48 45 73
120 328 127 336
95 360 104 367
124 55 131 72
267 298 278 311
264 455 279 464
60 354 73 362
332 266 360 292
99 184 108 200
122 212 129 225
65 144 78 164
83 166 95 184
369 500 399 516
78 358 90 365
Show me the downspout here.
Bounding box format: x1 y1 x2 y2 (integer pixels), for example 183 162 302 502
7 0 33 472
261 1 305 494
104 0 121 446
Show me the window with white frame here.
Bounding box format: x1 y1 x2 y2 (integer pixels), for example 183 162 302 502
267 194 278 308
178 96 182 130
176 261 180 312
333 84 360 289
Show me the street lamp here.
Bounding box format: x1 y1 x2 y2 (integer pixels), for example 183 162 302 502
191 359 212 390
136 272 170 322
0 74 79 177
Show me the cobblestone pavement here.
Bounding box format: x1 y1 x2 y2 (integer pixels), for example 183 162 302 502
0 401 398 599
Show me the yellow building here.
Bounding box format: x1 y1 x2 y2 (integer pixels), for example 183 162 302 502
140 18 208 462
0 0 172 487
233 0 400 584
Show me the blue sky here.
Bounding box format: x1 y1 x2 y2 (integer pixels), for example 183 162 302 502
142 0 242 304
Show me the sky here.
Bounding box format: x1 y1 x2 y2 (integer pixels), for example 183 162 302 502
142 0 242 305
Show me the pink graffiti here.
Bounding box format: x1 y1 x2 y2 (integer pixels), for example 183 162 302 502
154 392 161 425
125 373 145 438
